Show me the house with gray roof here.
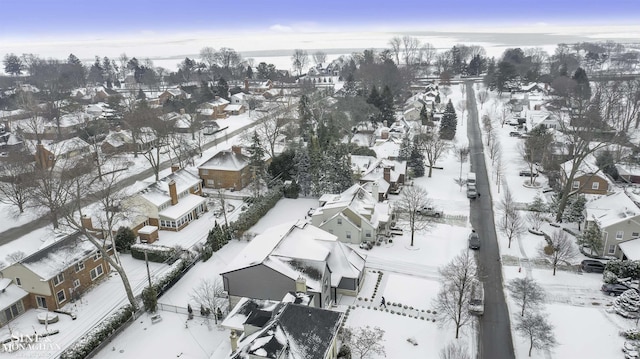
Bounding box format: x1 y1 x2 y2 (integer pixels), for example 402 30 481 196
221 220 365 309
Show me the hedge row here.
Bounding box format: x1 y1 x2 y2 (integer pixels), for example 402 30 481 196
130 243 181 263
605 260 640 279
228 186 283 237
59 305 134 359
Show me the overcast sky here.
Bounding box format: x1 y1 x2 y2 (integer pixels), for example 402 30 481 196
3 0 639 38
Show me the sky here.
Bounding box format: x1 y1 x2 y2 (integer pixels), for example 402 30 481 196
1 0 640 70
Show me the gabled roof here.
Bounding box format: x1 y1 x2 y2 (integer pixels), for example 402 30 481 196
560 155 607 181
139 168 201 206
18 231 99 280
222 221 364 289
199 149 249 171
232 303 343 359
0 281 28 310
315 184 390 230
222 297 281 332
585 191 640 228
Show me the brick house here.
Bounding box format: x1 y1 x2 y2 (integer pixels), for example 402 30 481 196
198 146 252 191
198 96 230 119
33 137 94 170
0 231 111 312
352 156 407 201
100 127 157 155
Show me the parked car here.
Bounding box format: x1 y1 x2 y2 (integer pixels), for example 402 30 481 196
601 283 631 296
466 185 478 199
519 170 539 177
359 241 373 250
417 206 443 218
581 259 606 273
468 231 480 250
509 131 521 137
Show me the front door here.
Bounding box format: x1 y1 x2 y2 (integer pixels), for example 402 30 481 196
36 296 47 309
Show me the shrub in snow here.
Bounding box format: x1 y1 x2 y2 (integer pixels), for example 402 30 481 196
614 290 640 318
603 270 619 284
131 243 182 263
229 186 283 238
606 260 640 279
621 328 640 340
59 305 134 359
142 286 158 312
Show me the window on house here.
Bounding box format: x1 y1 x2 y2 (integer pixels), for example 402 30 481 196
90 265 104 281
4 302 22 321
53 273 64 286
93 252 102 261
56 290 66 304
15 278 21 286
608 244 616 254
201 169 209 175
365 231 372 238
572 180 580 189
207 179 214 186
633 232 640 238
337 218 342 225
36 296 47 309
346 231 352 239
73 279 80 288
616 231 624 240
75 261 85 272
592 182 599 190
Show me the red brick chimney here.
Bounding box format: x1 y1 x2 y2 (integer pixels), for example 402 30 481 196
244 78 249 91
231 146 242 155
383 167 391 183
168 180 178 205
171 164 179 173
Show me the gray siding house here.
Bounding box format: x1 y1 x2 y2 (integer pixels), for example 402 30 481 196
221 220 365 309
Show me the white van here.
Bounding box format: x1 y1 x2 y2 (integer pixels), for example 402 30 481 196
467 172 476 186
469 279 484 316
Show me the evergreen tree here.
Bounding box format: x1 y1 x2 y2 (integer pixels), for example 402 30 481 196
325 145 353 193
380 85 395 124
115 226 136 252
216 78 229 100
409 147 425 177
246 66 253 79
440 99 458 140
367 86 381 109
3 53 24 76
566 195 586 226
572 67 591 100
420 104 430 125
298 94 313 141
434 93 441 104
88 57 104 84
294 145 312 196
596 150 619 180
398 134 412 161
342 73 358 96
247 132 267 197
579 223 603 256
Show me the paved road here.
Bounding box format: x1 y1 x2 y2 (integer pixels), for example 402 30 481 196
466 82 516 359
0 116 267 246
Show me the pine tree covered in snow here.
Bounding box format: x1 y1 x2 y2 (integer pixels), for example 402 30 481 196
440 99 458 140
614 289 640 318
294 146 312 196
409 146 425 177
398 134 412 161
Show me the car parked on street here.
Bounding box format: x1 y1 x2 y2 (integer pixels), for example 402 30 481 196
509 131 521 137
519 169 539 177
467 185 478 199
581 259 606 273
601 283 632 296
468 230 480 249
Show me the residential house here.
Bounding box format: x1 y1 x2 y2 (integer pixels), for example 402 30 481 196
616 163 640 184
352 156 407 200
560 157 611 195
230 92 249 108
199 97 230 119
372 137 401 160
125 168 206 232
158 88 188 105
311 184 391 244
71 86 112 103
221 220 366 309
199 146 261 191
100 127 157 155
244 79 272 94
584 191 640 259
0 278 29 327
228 302 343 359
0 231 111 312
224 104 245 116
32 137 94 170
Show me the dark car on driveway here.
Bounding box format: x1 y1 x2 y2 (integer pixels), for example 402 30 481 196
581 259 606 273
601 283 632 296
519 170 539 177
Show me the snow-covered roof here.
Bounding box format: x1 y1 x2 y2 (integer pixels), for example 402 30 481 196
159 193 206 220
199 149 249 171
315 184 391 230
560 155 607 181
221 297 281 332
18 231 99 280
0 281 28 310
139 169 201 207
225 104 243 112
616 163 640 178
618 239 640 261
372 138 400 159
231 303 343 359
222 220 364 288
585 191 640 228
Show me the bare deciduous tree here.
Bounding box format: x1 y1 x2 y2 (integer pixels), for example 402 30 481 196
341 326 386 359
5 251 26 264
402 35 421 66
440 341 471 359
454 145 470 189
388 36 402 65
434 250 477 338
477 90 489 109
419 43 436 68
291 49 309 76
515 311 557 357
394 185 434 246
190 277 227 324
455 100 467 125
414 132 449 178
507 277 546 317
312 51 327 65
0 152 34 213
540 230 578 276
500 206 526 249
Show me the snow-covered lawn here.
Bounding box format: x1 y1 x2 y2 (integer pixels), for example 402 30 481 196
384 274 439 310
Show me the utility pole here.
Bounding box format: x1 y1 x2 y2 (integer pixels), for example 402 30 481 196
144 249 152 287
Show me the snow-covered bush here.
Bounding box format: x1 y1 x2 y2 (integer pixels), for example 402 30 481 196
621 328 640 340
130 243 182 263
614 290 640 318
603 270 619 284
59 305 134 359
606 260 640 279
229 185 283 238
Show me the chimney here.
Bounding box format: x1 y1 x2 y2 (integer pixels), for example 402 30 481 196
244 78 249 91
372 182 379 202
115 125 121 132
383 167 391 183
231 146 242 155
81 215 93 230
295 276 307 293
168 180 178 205
171 164 179 173
381 129 389 139
35 143 48 169
179 108 185 115
230 330 238 352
